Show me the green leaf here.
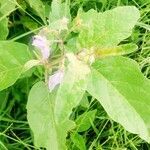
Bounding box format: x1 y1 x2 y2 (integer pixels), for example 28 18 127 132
25 0 46 23
49 0 71 23
0 41 31 91
71 133 86 150
24 60 41 72
50 0 61 22
0 17 8 40
54 53 90 123
76 6 140 50
27 82 58 149
0 0 16 16
76 110 97 132
79 93 89 108
27 53 90 150
20 16 39 30
87 56 150 142
0 0 16 40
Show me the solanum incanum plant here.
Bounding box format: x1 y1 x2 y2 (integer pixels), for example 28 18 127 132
0 0 150 149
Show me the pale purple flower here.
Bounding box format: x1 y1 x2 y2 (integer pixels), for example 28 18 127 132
32 35 50 59
48 69 64 91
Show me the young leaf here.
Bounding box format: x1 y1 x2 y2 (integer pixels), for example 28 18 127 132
76 6 140 50
0 41 31 91
95 43 138 58
27 53 90 150
87 56 150 142
76 110 97 132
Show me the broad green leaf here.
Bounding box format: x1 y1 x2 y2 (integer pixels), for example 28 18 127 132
71 133 86 150
76 6 140 50
76 110 97 132
27 53 90 150
95 43 138 58
27 82 59 149
25 0 46 23
87 56 150 142
0 41 31 91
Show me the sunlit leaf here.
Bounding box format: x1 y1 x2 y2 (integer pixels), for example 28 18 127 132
27 53 90 149
87 56 150 142
49 0 71 23
0 0 16 40
0 0 16 16
0 41 31 91
75 6 140 50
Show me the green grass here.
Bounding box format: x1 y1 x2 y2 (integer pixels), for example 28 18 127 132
0 0 150 149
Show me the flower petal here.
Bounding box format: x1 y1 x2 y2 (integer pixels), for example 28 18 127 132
32 35 50 59
48 70 64 91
